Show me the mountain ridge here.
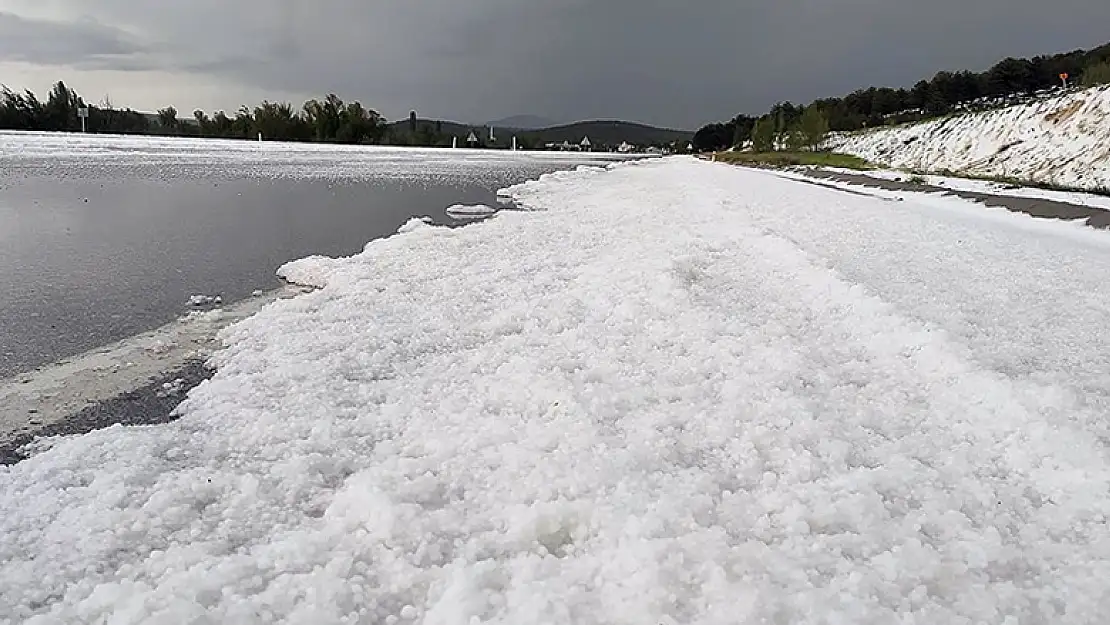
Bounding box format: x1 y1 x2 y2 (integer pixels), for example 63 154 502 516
386 118 693 147
484 115 560 129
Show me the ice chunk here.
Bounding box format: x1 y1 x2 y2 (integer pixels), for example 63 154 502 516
397 216 434 233
277 255 343 289
186 294 220 307
445 203 496 219
156 378 186 398
183 309 223 322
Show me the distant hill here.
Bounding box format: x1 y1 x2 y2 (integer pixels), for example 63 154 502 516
485 115 560 130
387 118 472 135
386 118 692 149
518 120 692 147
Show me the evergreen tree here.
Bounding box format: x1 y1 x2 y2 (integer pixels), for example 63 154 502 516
985 57 1035 96
1082 60 1110 86
730 115 755 148
691 122 731 152
193 110 211 135
44 81 79 131
211 111 234 136
751 117 775 152
231 106 254 138
253 101 306 140
783 126 806 151
0 87 44 129
798 107 829 150
157 106 179 131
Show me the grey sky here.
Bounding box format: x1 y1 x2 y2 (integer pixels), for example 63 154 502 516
1 0 1108 129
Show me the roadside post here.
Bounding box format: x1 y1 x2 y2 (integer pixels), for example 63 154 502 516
78 107 89 133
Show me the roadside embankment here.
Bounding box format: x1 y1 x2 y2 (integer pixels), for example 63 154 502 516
826 84 1110 193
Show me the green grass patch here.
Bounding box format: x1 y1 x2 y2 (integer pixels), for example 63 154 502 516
713 151 874 170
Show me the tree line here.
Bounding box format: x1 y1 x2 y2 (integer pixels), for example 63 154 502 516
186 95 387 144
0 82 151 135
0 81 454 146
693 41 1110 153
0 82 689 152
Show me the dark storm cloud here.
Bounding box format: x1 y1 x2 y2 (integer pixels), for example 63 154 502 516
2 0 1110 127
0 11 149 68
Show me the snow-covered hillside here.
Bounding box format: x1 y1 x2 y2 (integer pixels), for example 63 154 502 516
827 84 1110 191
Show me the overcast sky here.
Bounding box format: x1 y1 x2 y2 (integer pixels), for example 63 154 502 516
1 0 1109 129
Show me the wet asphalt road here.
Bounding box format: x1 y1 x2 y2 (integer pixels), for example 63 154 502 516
1 134 639 463
1 139 633 378
804 169 1110 229
0 360 212 465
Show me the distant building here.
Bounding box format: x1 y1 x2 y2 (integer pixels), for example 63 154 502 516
617 142 635 153
541 138 604 152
